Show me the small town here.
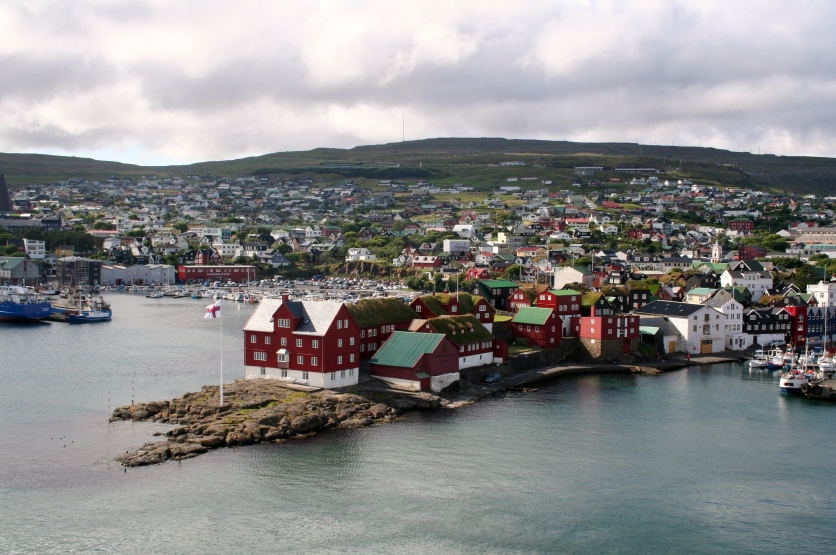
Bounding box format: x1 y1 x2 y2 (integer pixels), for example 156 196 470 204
3 163 836 394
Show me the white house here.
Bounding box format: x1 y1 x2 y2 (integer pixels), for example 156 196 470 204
22 239 46 259
702 290 748 350
553 266 594 289
452 224 476 238
345 248 377 261
443 239 472 253
807 281 836 307
633 300 725 354
720 269 773 302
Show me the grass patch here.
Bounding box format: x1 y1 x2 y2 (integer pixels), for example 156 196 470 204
494 315 513 323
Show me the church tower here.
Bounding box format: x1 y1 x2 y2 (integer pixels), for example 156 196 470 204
711 241 722 264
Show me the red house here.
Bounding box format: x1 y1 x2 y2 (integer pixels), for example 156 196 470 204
737 245 767 260
243 296 360 388
466 267 491 280
534 289 582 336
369 331 460 392
178 264 257 284
508 287 538 313
728 219 755 232
410 293 496 330
346 297 418 359
409 315 506 369
574 294 639 355
511 307 562 348
411 256 443 270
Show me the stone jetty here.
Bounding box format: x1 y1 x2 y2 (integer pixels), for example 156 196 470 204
111 380 442 467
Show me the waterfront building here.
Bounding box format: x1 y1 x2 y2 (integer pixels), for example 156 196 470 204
408 314 506 369
632 300 725 354
177 264 257 284
56 256 101 286
0 256 40 285
410 293 495 331
346 297 417 359
369 331 460 392
701 290 748 350
243 296 360 388
511 307 562 348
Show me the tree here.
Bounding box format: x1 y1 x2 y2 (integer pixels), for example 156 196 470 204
791 264 817 290
172 222 189 233
93 221 115 230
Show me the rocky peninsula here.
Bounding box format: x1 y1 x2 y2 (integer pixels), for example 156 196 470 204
111 379 443 467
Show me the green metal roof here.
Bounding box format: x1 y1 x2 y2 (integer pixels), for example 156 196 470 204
369 332 445 368
549 289 581 296
479 279 518 288
512 307 553 326
688 287 716 296
639 326 660 335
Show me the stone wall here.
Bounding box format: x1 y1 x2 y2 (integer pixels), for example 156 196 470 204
578 337 639 362
459 338 582 384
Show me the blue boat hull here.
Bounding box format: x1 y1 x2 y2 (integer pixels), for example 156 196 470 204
0 300 52 322
68 309 112 324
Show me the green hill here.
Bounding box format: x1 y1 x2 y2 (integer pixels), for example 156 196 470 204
3 138 836 195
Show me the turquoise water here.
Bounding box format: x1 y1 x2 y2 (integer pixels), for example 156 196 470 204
1 295 835 554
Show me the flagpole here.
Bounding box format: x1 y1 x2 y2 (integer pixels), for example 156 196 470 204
220 300 224 407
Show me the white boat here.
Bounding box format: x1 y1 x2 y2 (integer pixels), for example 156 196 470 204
749 358 768 368
146 291 164 299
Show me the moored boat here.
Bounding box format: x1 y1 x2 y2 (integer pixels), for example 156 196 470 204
0 285 53 322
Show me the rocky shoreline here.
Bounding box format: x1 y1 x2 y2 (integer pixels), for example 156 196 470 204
111 380 442 467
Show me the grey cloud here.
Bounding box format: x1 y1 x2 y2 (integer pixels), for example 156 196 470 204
0 54 117 102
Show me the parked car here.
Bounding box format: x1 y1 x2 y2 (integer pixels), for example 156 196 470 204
483 373 501 384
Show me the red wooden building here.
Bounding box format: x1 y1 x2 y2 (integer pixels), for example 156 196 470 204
511 307 562 348
531 288 582 336
409 314 506 369
410 293 496 330
178 264 257 283
346 297 418 359
369 332 460 392
243 296 360 388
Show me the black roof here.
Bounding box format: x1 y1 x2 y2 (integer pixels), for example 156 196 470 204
632 300 704 317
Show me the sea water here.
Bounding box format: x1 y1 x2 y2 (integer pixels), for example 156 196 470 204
1 294 834 554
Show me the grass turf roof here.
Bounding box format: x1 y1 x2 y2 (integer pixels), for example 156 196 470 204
346 297 417 328
426 314 495 345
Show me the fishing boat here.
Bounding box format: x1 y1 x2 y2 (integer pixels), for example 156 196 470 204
146 291 164 299
779 346 819 394
68 296 112 324
766 348 787 370
0 285 53 322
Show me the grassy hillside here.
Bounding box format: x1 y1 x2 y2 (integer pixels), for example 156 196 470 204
3 138 836 195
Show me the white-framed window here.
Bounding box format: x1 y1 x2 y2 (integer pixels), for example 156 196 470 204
338 338 343 347
278 353 287 363
254 352 267 361
380 325 385 333
416 304 421 312
311 357 318 366
296 338 303 347
250 335 257 343
337 320 342 329
361 330 366 338
350 353 355 362
350 337 355 345
312 340 319 348
349 369 354 377
302 372 309 380
265 336 271 345
280 369 287 378
330 372 336 380
344 319 348 328
337 355 343 365
360 344 365 352
341 370 346 378
281 337 287 346
277 318 290 328
479 304 486 312
535 326 539 332
297 355 304 364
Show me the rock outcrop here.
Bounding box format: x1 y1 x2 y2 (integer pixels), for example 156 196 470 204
111 380 442 467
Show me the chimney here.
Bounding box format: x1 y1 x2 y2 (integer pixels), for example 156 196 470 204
281 294 288 303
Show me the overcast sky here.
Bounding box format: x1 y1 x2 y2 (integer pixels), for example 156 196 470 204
1 0 834 165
